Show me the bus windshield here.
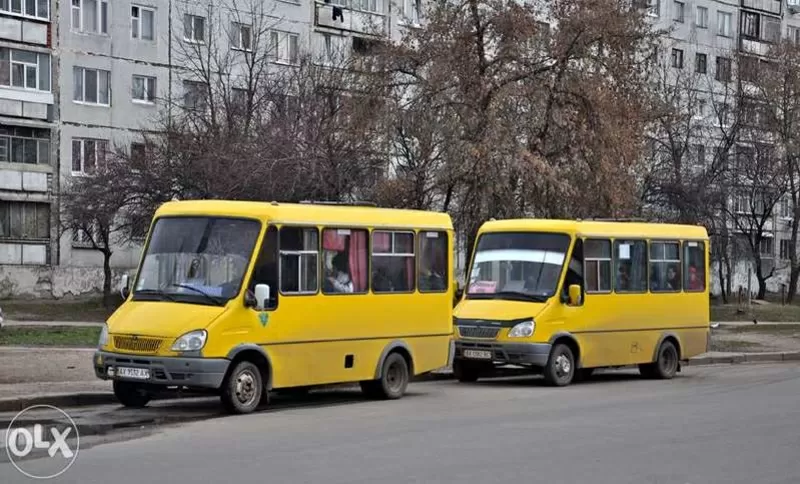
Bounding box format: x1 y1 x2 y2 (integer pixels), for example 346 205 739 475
466 232 571 302
132 216 262 305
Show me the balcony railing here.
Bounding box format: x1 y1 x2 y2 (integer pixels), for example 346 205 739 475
315 2 386 37
741 0 782 15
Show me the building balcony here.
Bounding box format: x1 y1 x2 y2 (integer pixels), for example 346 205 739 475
314 2 387 37
739 37 771 57
741 0 782 16
0 14 49 47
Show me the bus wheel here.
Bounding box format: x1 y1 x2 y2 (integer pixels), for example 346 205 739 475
362 352 409 400
220 360 263 414
543 343 575 387
113 381 151 408
653 340 679 379
453 359 480 383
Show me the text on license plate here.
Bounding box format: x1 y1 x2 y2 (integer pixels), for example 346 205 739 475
463 349 492 360
116 367 150 380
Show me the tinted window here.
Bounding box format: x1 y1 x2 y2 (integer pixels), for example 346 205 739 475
419 231 448 293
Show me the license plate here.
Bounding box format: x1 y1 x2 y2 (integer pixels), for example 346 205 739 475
463 349 492 360
116 367 150 380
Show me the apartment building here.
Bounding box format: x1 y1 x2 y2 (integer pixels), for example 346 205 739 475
0 0 420 298
647 0 800 294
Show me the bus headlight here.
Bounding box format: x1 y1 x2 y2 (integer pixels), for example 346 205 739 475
508 320 534 338
98 324 109 347
171 330 208 352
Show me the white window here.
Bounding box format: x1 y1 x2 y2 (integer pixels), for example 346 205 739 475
646 0 660 17
759 237 774 258
232 22 252 51
183 80 207 110
72 0 108 34
351 0 379 12
319 33 346 65
673 0 684 22
131 5 155 41
717 11 732 37
780 198 793 218
696 6 708 28
0 0 48 19
72 222 101 246
780 239 791 259
789 25 800 44
268 30 299 64
71 138 108 174
0 48 50 92
402 0 420 23
73 67 111 105
132 75 156 103
184 14 205 42
0 127 50 165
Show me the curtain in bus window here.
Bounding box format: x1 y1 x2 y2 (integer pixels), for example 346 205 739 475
349 230 368 292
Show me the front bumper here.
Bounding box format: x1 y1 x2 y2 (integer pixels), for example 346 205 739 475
94 350 230 389
454 340 551 367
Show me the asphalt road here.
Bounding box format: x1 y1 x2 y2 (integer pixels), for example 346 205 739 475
2 363 800 484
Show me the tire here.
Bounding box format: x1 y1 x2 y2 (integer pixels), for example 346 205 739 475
543 343 576 387
653 340 679 379
220 360 264 414
113 380 152 408
362 352 409 400
453 359 480 383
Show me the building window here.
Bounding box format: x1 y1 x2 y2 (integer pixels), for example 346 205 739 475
741 11 759 38
671 48 684 68
789 25 800 44
72 222 100 246
0 201 50 239
0 0 48 19
780 239 791 259
268 31 299 65
130 142 146 163
131 5 155 40
402 0 420 23
647 0 660 17
184 14 205 43
322 228 369 294
371 231 415 293
763 16 781 43
715 56 731 82
650 241 681 292
673 0 684 22
696 6 707 28
71 0 108 34
351 0 379 13
132 75 156 103
0 48 51 92
73 67 111 105
585 239 612 293
71 138 108 174
0 127 50 165
183 80 207 110
717 11 732 37
232 22 252 51
696 53 707 73
279 227 319 294
418 231 448 293
320 33 347 65
759 237 774 258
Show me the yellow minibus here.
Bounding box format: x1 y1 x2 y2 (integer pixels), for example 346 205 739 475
94 200 455 413
452 218 710 386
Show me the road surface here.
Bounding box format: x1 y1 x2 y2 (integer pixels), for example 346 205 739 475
2 363 800 484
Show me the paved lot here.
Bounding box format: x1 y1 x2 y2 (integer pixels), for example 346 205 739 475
2 363 799 484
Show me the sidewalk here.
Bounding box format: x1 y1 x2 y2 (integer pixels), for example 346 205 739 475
2 320 104 327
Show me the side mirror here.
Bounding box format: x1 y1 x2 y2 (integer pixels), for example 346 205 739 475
567 284 581 306
120 274 130 300
254 284 270 311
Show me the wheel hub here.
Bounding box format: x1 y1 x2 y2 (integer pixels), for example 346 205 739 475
555 354 571 377
235 370 257 405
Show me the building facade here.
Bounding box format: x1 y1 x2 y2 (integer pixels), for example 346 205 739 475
0 0 419 298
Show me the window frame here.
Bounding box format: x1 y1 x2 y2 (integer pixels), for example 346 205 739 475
672 0 684 22
1 49 50 92
717 11 732 37
71 0 108 34
246 224 280 310
648 240 682 293
417 230 449 294
132 74 156 104
268 30 300 65
232 22 253 51
671 48 684 68
612 238 649 294
321 226 370 296
370 229 417 295
583 238 612 295
696 52 707 74
184 14 206 43
683 240 706 293
278 224 320 296
0 200 50 240
131 5 155 41
696 5 708 28
73 66 111 106
71 137 108 175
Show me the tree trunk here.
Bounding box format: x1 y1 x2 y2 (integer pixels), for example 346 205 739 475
103 250 113 309
717 257 728 304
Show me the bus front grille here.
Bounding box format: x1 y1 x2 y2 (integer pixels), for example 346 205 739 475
458 326 500 339
113 336 164 353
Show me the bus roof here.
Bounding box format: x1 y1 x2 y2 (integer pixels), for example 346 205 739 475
478 218 709 240
154 200 454 230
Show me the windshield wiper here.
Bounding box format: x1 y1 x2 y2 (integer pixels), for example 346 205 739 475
134 289 178 302
168 284 224 305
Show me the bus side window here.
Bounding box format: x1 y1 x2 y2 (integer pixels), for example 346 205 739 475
684 241 706 291
248 225 279 309
584 239 612 293
563 238 584 299
614 240 647 292
650 241 681 292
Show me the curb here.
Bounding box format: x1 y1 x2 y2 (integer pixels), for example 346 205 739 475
0 392 117 413
684 351 800 366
